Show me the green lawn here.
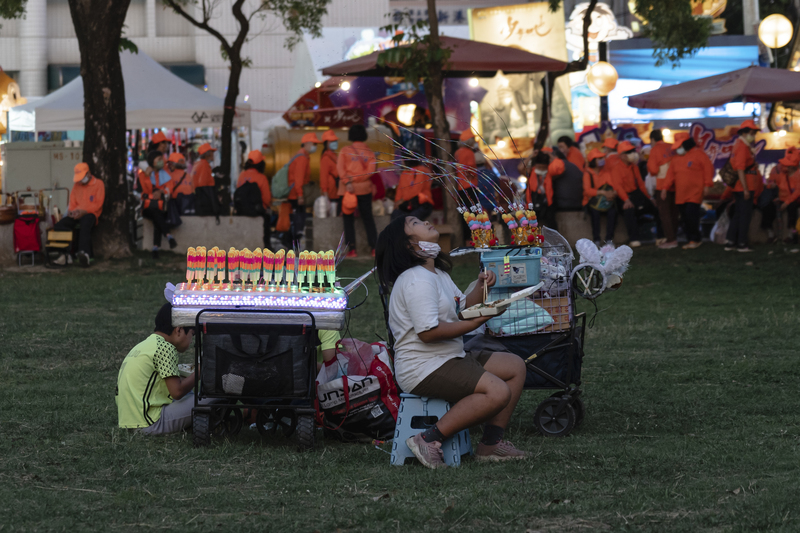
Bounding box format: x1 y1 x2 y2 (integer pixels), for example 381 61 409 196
1 245 799 532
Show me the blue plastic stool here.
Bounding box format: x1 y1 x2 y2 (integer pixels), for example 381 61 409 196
391 393 472 466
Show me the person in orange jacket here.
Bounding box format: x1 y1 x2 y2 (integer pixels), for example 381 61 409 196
725 119 762 252
319 130 341 216
648 129 677 249
167 152 194 215
337 125 377 257
525 152 563 229
236 150 273 248
282 132 320 246
391 158 434 221
193 143 219 218
767 151 800 243
611 140 662 247
52 163 105 267
455 129 479 193
137 150 178 258
557 136 585 171
602 137 621 172
662 135 714 249
583 149 618 244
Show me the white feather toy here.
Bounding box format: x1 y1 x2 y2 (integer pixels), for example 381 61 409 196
604 245 633 276
576 238 602 265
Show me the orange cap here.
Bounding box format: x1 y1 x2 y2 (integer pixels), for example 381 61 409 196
198 143 216 156
321 130 339 142
541 146 554 153
73 162 90 183
547 159 565 176
617 140 636 153
603 137 619 150
168 152 185 163
301 132 321 144
586 148 605 162
672 132 691 150
459 129 476 142
779 155 798 166
247 149 264 165
738 119 759 132
151 132 169 144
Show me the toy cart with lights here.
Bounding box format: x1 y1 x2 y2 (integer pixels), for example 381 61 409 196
169 245 357 449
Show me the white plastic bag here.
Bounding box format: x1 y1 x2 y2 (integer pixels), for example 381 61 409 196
710 212 730 245
313 195 330 218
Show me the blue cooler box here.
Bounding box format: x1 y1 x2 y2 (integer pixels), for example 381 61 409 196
481 247 541 289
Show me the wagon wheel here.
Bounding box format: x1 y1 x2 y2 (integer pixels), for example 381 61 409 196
570 263 607 300
255 408 298 437
294 414 316 450
210 407 243 437
255 409 278 437
549 391 585 427
534 397 576 437
192 409 211 447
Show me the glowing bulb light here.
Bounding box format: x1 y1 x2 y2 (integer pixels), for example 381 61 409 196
759 14 793 49
586 61 619 97
469 77 479 87
341 81 351 91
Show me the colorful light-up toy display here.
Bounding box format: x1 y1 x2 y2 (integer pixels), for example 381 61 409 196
175 245 346 311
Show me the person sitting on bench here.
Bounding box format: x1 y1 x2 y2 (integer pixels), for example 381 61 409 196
52 162 105 267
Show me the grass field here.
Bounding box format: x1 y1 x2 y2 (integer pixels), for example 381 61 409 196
1 245 799 532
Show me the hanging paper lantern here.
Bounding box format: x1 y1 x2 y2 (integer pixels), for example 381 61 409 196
587 61 619 97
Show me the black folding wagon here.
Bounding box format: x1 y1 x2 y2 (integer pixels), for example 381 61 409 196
190 309 319 449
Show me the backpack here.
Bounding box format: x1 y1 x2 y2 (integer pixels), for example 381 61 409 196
271 154 302 199
234 181 265 216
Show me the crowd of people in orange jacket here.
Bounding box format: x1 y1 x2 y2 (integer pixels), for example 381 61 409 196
519 119 799 252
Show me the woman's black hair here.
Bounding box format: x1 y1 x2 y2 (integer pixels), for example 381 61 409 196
588 158 598 169
376 215 452 288
681 138 696 151
348 124 368 142
243 159 266 173
533 152 551 166
739 128 755 135
651 129 663 142
147 150 163 168
557 136 574 147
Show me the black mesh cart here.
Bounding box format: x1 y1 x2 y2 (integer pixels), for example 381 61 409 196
190 309 319 449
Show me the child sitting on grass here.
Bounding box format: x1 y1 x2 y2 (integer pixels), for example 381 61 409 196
116 303 206 435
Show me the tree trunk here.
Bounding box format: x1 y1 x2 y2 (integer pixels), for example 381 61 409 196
425 0 450 162
534 0 598 150
217 57 242 214
67 0 133 258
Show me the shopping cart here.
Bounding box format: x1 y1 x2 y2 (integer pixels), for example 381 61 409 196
190 309 319 449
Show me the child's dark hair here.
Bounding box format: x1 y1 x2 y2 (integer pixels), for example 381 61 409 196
557 135 575 147
376 215 452 288
154 303 174 334
243 159 266 173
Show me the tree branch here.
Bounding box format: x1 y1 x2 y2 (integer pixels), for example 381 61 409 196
162 0 232 54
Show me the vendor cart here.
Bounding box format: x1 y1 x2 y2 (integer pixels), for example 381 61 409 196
455 236 588 437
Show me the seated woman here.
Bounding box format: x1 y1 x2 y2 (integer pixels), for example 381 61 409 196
376 216 529 469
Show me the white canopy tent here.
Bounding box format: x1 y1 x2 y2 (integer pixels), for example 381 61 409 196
9 50 249 132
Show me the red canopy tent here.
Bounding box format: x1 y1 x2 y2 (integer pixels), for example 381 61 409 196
321 36 567 78
627 66 800 109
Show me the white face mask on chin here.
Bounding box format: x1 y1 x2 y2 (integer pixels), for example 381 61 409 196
675 147 686 156
307 144 317 154
416 241 441 258
534 169 547 176
329 141 338 150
